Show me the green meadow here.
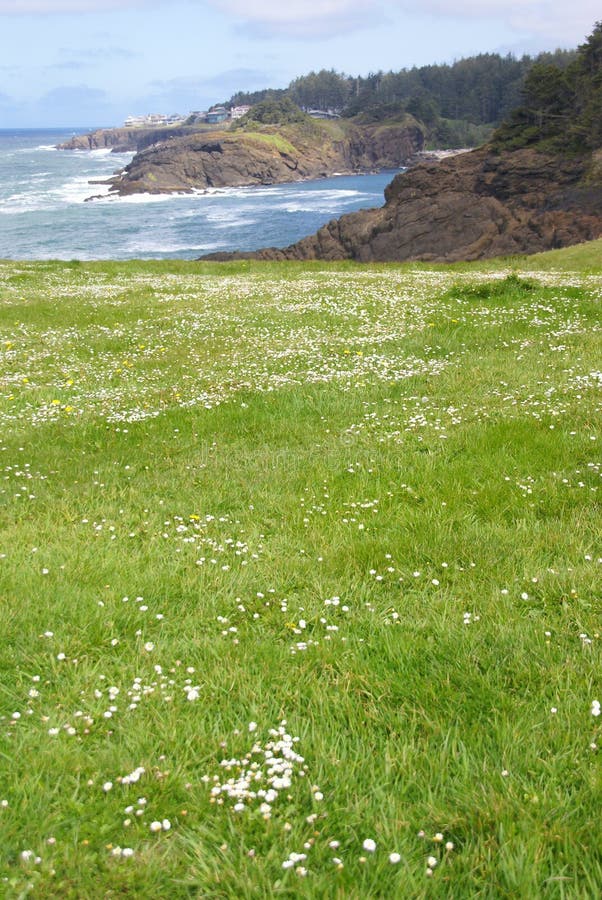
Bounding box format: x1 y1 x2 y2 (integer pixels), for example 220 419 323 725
0 244 601 897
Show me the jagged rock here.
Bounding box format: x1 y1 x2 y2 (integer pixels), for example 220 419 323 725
204 147 602 262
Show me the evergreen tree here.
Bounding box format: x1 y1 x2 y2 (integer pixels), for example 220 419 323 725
494 22 602 153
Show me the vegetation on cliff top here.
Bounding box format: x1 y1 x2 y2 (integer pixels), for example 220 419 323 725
230 130 299 157
231 97 312 129
231 98 419 154
230 98 328 148
229 47 577 149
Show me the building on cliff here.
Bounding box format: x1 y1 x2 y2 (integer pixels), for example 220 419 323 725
230 105 251 120
124 113 185 127
206 107 228 124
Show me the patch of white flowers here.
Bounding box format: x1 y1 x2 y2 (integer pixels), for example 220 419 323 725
204 721 311 818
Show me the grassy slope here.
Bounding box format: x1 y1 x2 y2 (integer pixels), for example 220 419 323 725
227 115 419 160
0 243 601 897
232 132 299 156
231 120 349 157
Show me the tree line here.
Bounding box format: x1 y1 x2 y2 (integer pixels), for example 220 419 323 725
228 47 577 147
494 22 602 153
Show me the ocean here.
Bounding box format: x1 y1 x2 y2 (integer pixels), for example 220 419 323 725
0 128 402 260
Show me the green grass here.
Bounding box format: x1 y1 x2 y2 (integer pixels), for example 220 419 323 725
0 246 601 897
230 132 299 157
519 238 602 273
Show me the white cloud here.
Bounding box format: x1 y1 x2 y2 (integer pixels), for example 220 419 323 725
0 0 322 12
392 0 600 45
212 0 364 21
0 0 597 48
0 0 141 10
211 0 374 25
213 0 598 44
210 0 382 38
0 0 380 34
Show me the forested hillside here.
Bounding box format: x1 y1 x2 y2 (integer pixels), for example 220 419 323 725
228 48 576 148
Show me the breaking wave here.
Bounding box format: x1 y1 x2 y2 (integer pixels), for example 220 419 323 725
0 129 399 259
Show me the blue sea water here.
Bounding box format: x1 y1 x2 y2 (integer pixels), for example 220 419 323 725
0 128 402 261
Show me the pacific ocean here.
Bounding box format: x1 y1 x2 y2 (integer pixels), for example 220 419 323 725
0 128 402 261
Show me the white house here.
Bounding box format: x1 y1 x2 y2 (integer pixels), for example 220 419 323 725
230 105 251 120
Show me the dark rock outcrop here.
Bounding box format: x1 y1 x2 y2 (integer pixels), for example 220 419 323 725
91 121 424 196
203 147 602 263
57 125 211 154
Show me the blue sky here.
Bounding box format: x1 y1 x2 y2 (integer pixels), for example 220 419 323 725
0 0 599 127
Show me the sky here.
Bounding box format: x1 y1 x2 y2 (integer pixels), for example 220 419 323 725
0 0 599 127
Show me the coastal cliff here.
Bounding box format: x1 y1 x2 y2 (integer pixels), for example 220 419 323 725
75 117 424 196
203 147 602 263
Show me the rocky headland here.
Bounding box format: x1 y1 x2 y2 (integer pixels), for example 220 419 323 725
59 114 425 197
203 146 602 263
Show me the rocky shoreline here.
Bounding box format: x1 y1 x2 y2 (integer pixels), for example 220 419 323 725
58 130 602 267
202 147 602 263
58 119 426 198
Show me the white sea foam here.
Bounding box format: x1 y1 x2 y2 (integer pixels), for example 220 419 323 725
206 212 253 222
307 189 364 200
51 176 111 204
243 186 285 198
201 185 285 200
203 186 250 198
168 209 200 220
0 190 56 214
280 194 372 213
0 130 398 259
103 192 181 204
55 183 180 205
